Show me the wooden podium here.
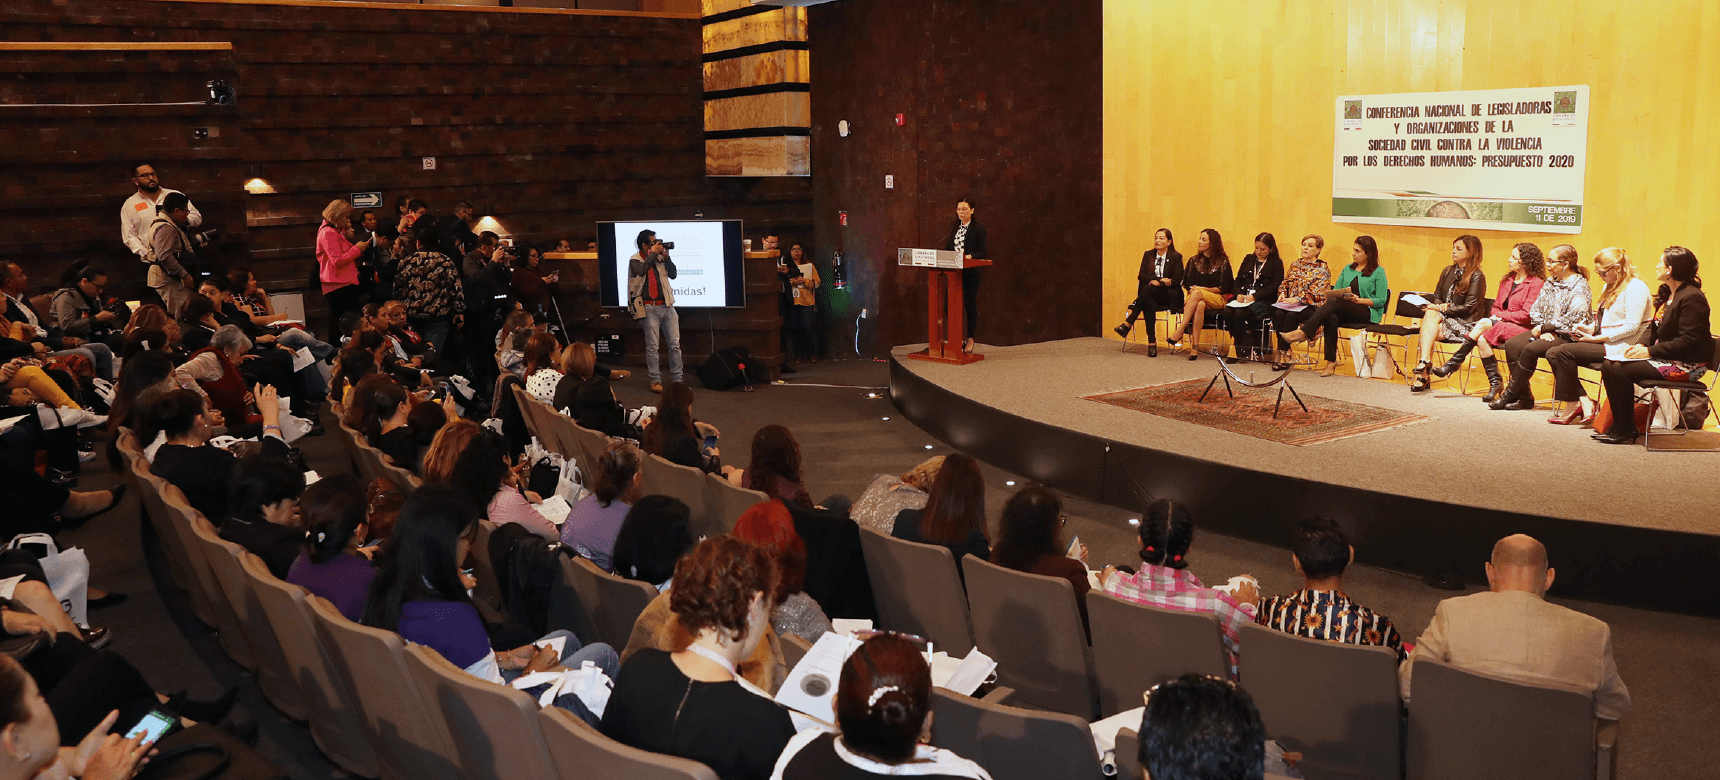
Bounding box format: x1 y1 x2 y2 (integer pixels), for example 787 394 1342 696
898 247 992 364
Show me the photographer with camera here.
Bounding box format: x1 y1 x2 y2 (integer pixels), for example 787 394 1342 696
462 231 515 392
147 191 202 318
50 264 128 355
628 230 681 393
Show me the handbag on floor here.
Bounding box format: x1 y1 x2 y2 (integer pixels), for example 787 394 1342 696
1 534 88 628
137 723 286 780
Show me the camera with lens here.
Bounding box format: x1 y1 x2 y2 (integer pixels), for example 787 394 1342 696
190 227 220 249
659 241 675 251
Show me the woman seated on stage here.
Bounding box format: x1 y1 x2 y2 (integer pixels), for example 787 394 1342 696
1434 243 1547 402
1491 245 1592 411
772 633 991 780
1593 247 1712 444
891 453 990 578
1544 248 1651 425
1114 228 1183 355
1281 236 1389 375
1224 232 1286 351
1164 229 1233 360
1268 235 1333 351
1407 235 1488 392
1096 499 1259 677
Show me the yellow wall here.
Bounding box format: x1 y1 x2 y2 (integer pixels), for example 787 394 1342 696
1103 0 1720 335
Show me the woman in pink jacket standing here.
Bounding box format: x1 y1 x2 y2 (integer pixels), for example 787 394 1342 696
317 199 371 343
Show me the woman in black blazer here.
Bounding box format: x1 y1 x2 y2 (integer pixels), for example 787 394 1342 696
1115 228 1183 356
1224 232 1287 352
940 198 987 353
1593 247 1712 444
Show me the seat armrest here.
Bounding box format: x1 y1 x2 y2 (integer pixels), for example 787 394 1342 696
980 686 1015 705
1596 719 1619 780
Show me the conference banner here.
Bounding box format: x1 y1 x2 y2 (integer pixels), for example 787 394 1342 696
1333 85 1589 234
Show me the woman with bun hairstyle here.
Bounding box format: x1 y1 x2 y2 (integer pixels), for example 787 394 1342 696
287 474 375 621
601 535 797 780
1096 499 1258 676
1592 247 1712 444
770 633 992 780
1282 236 1389 376
1490 244 1591 411
1164 229 1234 360
1433 242 1547 402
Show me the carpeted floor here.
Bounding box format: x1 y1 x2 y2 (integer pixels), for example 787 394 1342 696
65 355 1720 779
896 337 1720 534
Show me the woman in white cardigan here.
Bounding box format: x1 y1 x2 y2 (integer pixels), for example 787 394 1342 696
1543 247 1652 426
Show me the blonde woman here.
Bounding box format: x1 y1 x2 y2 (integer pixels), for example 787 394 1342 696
317 199 372 343
1543 248 1651 426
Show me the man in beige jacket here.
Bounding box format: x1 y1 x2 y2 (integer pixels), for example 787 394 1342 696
1399 534 1630 721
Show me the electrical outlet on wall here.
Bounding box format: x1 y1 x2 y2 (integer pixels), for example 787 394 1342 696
885 175 894 189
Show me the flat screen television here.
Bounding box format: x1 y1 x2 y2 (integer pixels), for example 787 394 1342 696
597 220 746 308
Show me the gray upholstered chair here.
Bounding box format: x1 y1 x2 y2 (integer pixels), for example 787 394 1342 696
858 527 974 655
1086 589 1227 717
538 706 718 780
1238 621 1401 780
1406 656 1617 780
929 687 1105 780
963 554 1097 719
401 643 559 780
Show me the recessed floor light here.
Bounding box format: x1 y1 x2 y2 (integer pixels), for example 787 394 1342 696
1128 518 1140 526
924 445 934 450
881 417 890 421
1005 480 1016 486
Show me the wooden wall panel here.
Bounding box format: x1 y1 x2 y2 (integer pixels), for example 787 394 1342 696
808 0 1104 354
703 92 811 132
1103 0 1720 340
4 0 810 368
705 136 810 177
700 1 809 177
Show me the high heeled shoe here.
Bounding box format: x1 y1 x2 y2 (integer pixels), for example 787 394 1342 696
1409 361 1432 392
1114 323 1131 338
1147 343 1158 358
1547 405 1586 425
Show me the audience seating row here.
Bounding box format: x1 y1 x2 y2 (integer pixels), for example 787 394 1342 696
510 386 770 540
859 526 1616 780
117 411 1618 780
116 429 721 780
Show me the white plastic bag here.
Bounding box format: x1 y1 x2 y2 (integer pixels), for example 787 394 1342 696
3 533 89 628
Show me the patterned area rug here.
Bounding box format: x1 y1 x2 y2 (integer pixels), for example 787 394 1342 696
1084 378 1429 446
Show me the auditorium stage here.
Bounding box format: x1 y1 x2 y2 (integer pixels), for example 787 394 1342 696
890 337 1720 616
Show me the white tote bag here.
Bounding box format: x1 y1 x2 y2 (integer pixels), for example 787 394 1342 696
3 534 90 628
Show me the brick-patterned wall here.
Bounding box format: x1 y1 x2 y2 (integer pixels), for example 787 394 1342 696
3 0 810 368
808 0 1102 353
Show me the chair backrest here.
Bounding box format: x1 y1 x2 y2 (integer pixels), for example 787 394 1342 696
130 459 205 617
198 536 306 719
333 415 362 470
705 475 768 537
306 596 460 780
240 554 377 778
929 688 1105 780
377 453 420 495
401 643 558 780
780 633 813 670
537 706 719 780
857 528 974 655
548 554 602 642
565 421 612 481
1237 622 1402 780
962 555 1096 719
1406 657 1597 780
1086 590 1228 717
639 454 720 538
172 500 255 669
569 556 659 650
1114 728 1142 780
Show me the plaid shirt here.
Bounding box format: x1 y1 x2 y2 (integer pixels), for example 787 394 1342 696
1102 563 1256 676
1256 588 1406 661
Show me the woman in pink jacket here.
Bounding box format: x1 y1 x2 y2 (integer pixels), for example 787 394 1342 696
317 199 371 343
1431 243 1547 402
